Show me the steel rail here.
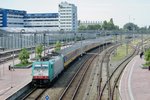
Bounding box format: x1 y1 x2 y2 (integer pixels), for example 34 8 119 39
99 44 139 100
110 45 139 100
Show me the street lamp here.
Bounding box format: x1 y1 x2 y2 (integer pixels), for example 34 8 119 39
20 29 25 49
11 50 16 88
43 32 46 56
34 31 37 58
11 51 16 71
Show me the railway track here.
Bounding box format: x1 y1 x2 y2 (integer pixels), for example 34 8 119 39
99 44 119 96
19 54 91 100
21 87 47 100
59 43 113 100
19 45 108 100
59 52 98 100
79 44 119 100
98 44 139 100
110 45 139 100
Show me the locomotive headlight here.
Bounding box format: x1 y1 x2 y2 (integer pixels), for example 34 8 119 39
40 70 43 75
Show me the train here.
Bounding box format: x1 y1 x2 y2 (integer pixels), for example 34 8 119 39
32 53 64 86
32 38 112 86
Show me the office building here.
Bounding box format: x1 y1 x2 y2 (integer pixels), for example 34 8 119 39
59 1 78 31
0 8 26 27
24 13 59 31
0 1 78 32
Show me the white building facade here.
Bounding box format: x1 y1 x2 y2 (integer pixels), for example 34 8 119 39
24 13 59 31
59 2 78 32
0 2 78 32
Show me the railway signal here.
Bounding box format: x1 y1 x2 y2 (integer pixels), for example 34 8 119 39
45 95 50 100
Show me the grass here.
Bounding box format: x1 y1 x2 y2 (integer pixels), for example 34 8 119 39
142 62 150 68
131 39 141 45
15 62 32 67
111 44 133 61
142 64 149 69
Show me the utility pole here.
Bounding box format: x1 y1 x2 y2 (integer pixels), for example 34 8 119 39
74 32 76 43
81 33 83 56
105 31 107 48
20 29 25 49
132 18 135 44
115 33 118 44
142 32 144 52
20 32 22 49
120 32 123 46
126 40 129 55
43 33 46 56
34 32 37 58
102 31 105 50
12 50 15 70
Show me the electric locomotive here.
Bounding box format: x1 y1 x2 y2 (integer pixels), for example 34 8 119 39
32 53 64 86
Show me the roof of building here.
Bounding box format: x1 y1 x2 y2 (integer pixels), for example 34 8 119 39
0 8 26 15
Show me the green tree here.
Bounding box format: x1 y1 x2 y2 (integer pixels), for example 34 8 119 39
35 45 43 59
19 48 29 65
123 23 139 31
114 25 119 30
102 18 119 30
140 26 147 31
54 41 62 52
108 18 115 30
148 26 150 30
102 20 108 30
78 25 87 30
144 49 150 64
87 24 101 30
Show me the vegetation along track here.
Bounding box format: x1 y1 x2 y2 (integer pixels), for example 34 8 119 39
98 44 140 100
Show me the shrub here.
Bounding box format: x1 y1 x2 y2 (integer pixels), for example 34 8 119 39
19 48 29 65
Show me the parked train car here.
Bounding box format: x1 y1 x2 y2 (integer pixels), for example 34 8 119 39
32 38 112 86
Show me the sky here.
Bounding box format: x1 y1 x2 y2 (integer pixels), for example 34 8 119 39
0 0 150 28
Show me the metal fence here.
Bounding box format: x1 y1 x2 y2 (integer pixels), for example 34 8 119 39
0 31 98 51
0 29 150 51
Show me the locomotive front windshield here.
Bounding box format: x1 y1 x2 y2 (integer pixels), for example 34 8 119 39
34 64 48 76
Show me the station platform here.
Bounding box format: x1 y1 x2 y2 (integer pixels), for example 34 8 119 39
119 55 150 100
0 59 32 100
0 38 106 99
0 45 70 99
